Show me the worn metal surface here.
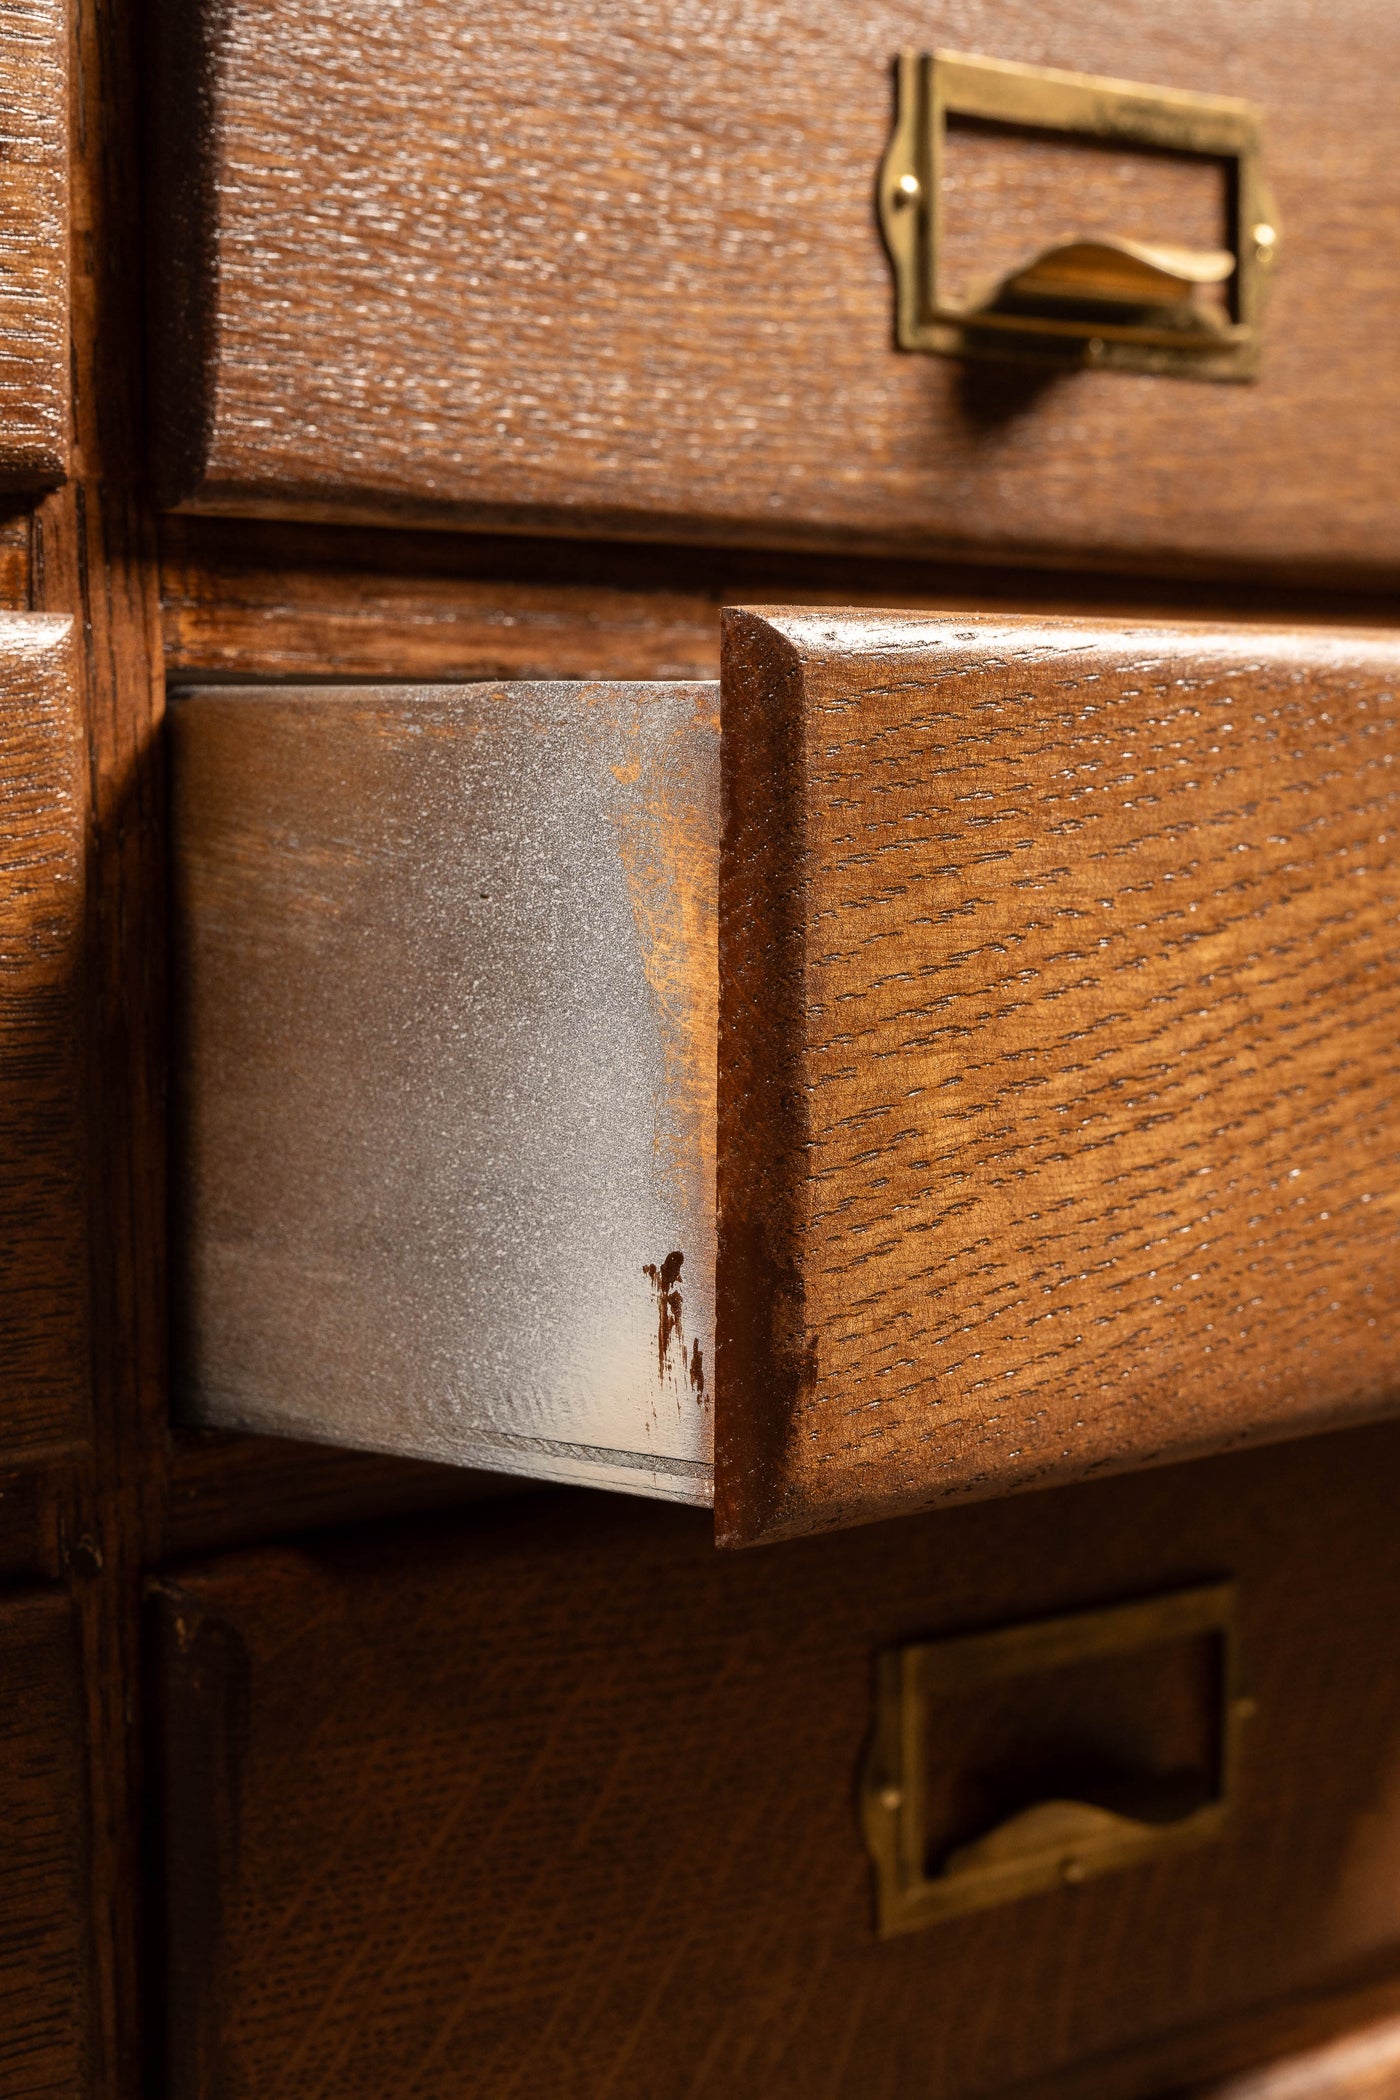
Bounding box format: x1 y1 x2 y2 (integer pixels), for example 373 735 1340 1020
171 682 718 1501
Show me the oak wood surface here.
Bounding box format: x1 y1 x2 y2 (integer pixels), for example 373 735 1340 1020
718 609 1400 1543
30 0 172 2084
153 1424 1400 2100
148 0 1400 582
171 681 719 1501
1185 2017 1400 2100
999 1976 1400 2100
159 518 1400 689
0 615 89 1462
0 1585 93 2099
163 1431 528 1559
0 514 32 610
0 0 68 486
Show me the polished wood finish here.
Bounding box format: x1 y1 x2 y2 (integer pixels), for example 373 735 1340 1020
0 1587 93 2099
159 518 1400 689
148 0 1400 582
0 514 32 610
13 0 1400 2083
1187 2017 1400 2100
170 617 1400 1538
163 1433 524 1559
0 0 68 487
152 1425 1400 2100
718 609 1400 1543
0 616 89 1462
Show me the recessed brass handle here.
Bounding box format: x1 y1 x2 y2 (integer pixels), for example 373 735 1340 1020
860 1584 1248 1936
879 50 1281 381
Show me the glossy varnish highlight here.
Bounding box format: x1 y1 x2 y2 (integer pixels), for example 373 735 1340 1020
718 610 1400 1542
148 0 1400 581
0 0 68 485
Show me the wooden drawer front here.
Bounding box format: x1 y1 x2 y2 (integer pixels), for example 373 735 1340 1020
0 616 89 1463
153 1429 1400 2100
0 0 69 486
0 1587 93 2099
719 610 1400 1541
172 614 1400 1540
148 0 1399 581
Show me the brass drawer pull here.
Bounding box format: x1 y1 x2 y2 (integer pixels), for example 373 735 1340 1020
879 50 1280 380
861 1585 1249 1934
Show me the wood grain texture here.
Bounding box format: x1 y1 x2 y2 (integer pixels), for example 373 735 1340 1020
163 1431 529 1559
718 610 1400 1543
999 1974 1400 2100
152 1424 1400 2100
171 681 718 1501
0 1586 93 2098
0 0 69 485
0 615 89 1461
0 513 32 610
147 0 1400 581
158 518 1400 689
1186 2018 1400 2100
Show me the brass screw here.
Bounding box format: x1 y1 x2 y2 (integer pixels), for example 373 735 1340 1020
879 1786 904 1812
1253 223 1277 258
893 174 920 207
1060 1856 1086 1886
1085 337 1105 363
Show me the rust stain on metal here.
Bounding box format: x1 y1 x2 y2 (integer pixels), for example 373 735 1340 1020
643 1249 685 1382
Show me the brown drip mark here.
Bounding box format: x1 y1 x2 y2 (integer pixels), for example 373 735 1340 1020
643 1250 684 1380
643 1250 704 1396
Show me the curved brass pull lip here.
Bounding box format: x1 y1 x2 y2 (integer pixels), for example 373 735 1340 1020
879 49 1280 382
859 1583 1246 1937
993 235 1236 309
938 1793 1198 1885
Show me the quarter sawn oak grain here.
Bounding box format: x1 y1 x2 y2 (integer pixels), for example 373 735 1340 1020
0 0 69 485
0 615 89 1462
148 0 1400 581
0 1587 93 2100
717 609 1400 1544
151 1429 1400 2100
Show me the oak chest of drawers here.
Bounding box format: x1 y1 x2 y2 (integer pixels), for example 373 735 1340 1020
5 0 1400 2092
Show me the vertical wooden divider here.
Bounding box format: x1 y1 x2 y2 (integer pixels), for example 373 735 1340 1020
29 0 168 2085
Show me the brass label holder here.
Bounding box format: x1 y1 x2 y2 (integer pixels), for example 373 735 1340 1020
860 1584 1248 1936
879 50 1280 381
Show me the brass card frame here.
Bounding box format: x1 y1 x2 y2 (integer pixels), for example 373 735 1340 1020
878 50 1279 380
861 1584 1246 1937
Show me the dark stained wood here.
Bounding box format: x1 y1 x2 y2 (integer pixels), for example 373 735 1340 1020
159 518 1400 689
30 0 172 2092
0 615 90 1462
718 609 1400 1543
164 1432 527 1559
0 1586 93 2098
0 1462 76 1581
153 1424 1400 2100
147 0 1400 583
0 0 68 487
1182 2017 1400 2100
1000 1974 1400 2100
0 514 32 610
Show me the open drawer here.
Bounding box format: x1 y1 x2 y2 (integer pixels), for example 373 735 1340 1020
170 610 1400 1544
